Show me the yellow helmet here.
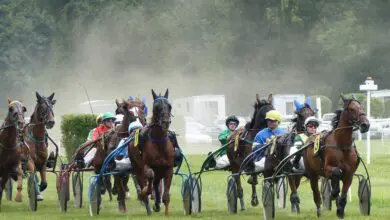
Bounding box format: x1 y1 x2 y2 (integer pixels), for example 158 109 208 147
265 110 282 123
96 114 103 125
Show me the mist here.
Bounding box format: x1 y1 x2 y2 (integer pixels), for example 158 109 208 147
12 0 388 139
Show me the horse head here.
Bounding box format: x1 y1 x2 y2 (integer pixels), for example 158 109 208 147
151 89 172 131
253 93 274 130
292 98 317 132
7 98 27 130
340 94 370 133
115 98 146 126
33 92 56 129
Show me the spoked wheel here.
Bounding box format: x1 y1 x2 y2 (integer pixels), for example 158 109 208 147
59 174 70 212
5 179 12 201
28 173 38 212
72 172 83 208
321 177 332 211
358 177 371 215
276 177 287 209
183 176 201 215
226 177 238 214
89 177 102 216
262 180 275 220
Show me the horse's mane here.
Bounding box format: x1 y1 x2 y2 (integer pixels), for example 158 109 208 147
331 110 342 128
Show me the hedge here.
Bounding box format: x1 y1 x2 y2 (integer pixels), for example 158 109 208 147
61 114 97 161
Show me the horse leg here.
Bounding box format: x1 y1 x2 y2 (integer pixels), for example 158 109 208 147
308 173 322 217
124 175 130 199
336 173 353 219
139 166 153 216
39 165 48 192
15 161 24 202
250 174 258 207
162 167 173 216
330 176 340 200
152 174 162 212
288 176 300 213
115 175 127 213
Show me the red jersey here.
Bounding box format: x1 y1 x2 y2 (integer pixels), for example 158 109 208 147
92 124 110 140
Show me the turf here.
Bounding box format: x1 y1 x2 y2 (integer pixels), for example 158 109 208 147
0 140 388 220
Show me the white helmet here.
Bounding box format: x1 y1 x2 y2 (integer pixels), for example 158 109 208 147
128 120 143 133
304 116 319 128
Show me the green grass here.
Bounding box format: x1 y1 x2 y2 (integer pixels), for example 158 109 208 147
0 141 389 219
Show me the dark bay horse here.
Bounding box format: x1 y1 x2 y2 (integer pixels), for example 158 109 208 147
0 99 26 201
303 94 369 218
15 92 56 202
226 93 274 210
129 89 175 216
263 99 316 213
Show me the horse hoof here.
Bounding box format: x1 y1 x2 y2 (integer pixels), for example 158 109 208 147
15 193 22 203
317 208 321 217
39 182 47 192
251 198 259 207
118 202 127 213
153 204 161 212
291 204 300 214
336 208 344 219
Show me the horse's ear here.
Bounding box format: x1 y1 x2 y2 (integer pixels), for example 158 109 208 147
255 93 260 104
51 100 56 105
164 89 169 99
36 92 42 102
151 89 157 100
7 97 11 104
340 94 347 102
267 94 273 105
115 99 120 107
48 92 55 100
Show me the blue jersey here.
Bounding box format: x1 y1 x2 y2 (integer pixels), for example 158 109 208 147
253 127 287 159
254 127 287 145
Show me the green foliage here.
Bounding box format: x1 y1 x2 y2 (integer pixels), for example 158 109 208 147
384 100 390 118
60 114 96 161
308 95 332 114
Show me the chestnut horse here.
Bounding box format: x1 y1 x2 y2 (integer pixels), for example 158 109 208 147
0 99 26 202
129 89 175 216
303 94 369 218
15 92 56 202
263 99 316 213
227 93 274 210
110 98 145 212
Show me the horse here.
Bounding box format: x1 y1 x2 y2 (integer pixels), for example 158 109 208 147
15 92 56 202
262 98 316 213
226 93 274 210
129 89 175 216
303 94 369 218
108 98 146 212
0 99 26 202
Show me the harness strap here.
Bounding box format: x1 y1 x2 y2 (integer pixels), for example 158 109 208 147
134 129 140 148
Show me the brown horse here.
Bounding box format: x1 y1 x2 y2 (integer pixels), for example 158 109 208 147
109 98 146 212
227 93 274 210
0 99 26 202
129 89 175 216
303 94 369 218
15 92 56 202
263 99 316 213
